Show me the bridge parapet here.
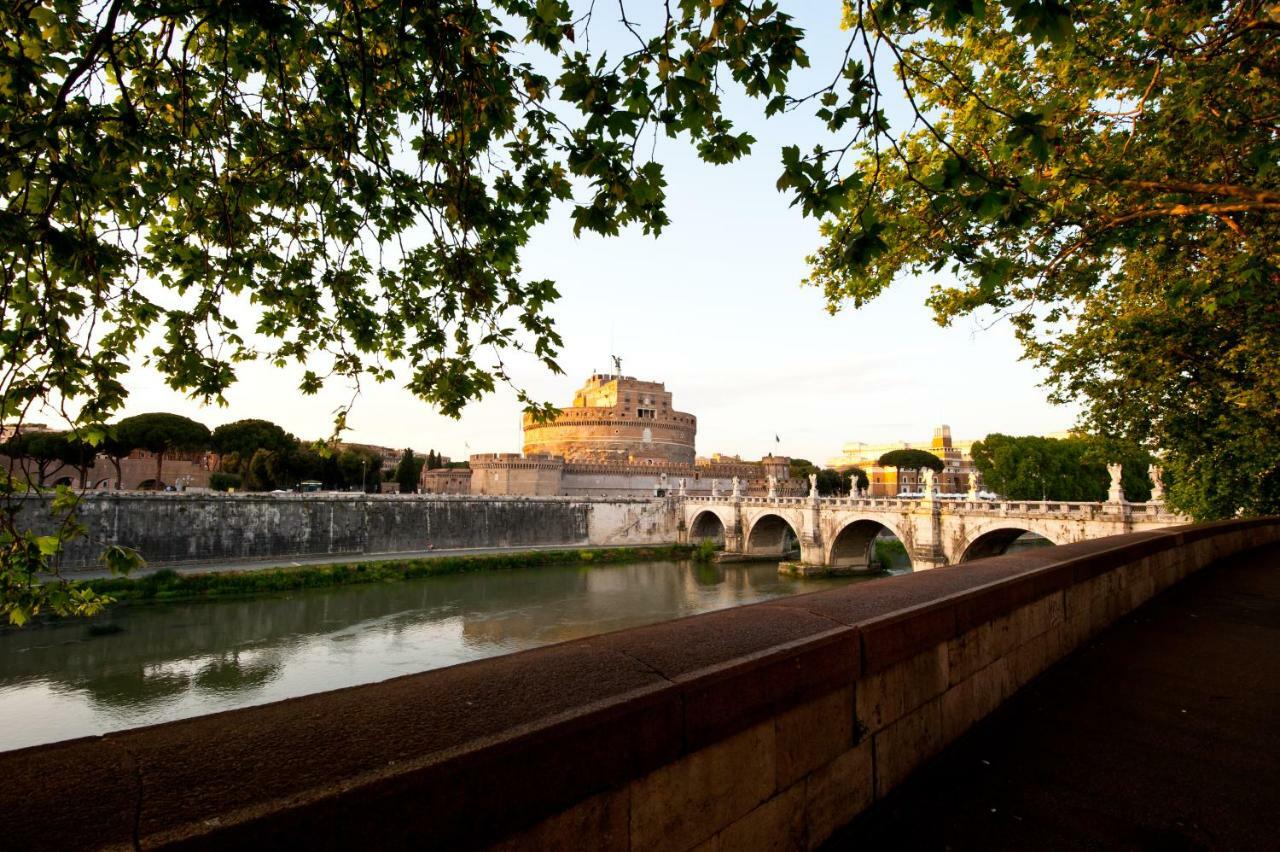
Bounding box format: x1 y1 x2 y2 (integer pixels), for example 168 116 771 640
688 493 1178 517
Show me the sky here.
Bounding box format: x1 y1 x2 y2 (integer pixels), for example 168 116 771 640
104 4 1078 467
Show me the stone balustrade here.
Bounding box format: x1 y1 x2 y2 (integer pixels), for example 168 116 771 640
685 493 1180 520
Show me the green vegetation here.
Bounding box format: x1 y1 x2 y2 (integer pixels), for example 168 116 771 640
395 449 425 494
791 460 861 496
873 538 908 570
0 431 87 488
114 413 211 490
815 469 846 496
84 546 697 606
877 450 945 481
971 434 1153 502
789 459 819 480
211 420 297 459
692 538 720 563
802 2 1278 518
208 472 241 493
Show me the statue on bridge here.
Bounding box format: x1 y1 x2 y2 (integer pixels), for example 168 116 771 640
922 468 938 498
808 473 818 499
1107 464 1126 504
731 476 741 498
1149 465 1164 503
711 479 720 497
766 475 777 499
678 478 687 497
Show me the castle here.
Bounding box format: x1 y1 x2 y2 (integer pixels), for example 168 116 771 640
452 373 796 498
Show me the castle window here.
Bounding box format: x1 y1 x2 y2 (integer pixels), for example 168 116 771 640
637 408 656 419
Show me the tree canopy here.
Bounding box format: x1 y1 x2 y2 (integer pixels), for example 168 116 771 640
211 420 297 460
1 0 815 433
802 1 1278 517
395 449 424 494
814 468 846 496
1 430 75 486
114 413 210 488
877 449 944 473
971 434 1153 502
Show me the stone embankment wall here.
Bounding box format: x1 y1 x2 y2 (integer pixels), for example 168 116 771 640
13 493 681 570
7 517 1277 850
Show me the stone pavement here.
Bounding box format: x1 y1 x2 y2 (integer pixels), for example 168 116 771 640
825 542 1280 851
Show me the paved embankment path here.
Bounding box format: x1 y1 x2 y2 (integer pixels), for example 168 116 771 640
825 542 1280 850
65 543 635 580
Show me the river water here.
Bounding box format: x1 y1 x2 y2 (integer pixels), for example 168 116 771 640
0 559 892 753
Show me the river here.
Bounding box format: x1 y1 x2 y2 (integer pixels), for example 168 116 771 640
0 558 898 753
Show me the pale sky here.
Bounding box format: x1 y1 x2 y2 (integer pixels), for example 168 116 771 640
103 5 1078 465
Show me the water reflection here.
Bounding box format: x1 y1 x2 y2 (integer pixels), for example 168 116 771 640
0 559 884 752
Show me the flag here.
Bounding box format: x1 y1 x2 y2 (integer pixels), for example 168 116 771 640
775 434 780 444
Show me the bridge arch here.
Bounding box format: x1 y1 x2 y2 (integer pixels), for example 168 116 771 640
827 519 912 570
744 513 800 557
960 528 1056 563
689 510 727 545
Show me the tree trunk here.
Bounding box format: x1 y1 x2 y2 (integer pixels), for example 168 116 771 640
155 451 164 490
111 457 122 489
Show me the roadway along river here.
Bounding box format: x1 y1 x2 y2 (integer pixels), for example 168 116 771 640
0 558 899 753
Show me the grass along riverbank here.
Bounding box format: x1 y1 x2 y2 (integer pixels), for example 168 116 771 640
81 544 697 606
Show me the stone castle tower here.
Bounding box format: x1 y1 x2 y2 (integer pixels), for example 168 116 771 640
521 374 697 465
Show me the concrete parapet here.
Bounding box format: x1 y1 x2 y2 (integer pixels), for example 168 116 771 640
4 518 1278 849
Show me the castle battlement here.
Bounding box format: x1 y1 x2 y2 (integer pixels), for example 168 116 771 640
522 375 697 466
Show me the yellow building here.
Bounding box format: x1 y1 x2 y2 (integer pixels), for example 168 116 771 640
828 425 977 496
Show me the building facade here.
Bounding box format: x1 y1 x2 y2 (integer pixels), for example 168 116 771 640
827 425 978 496
419 467 472 495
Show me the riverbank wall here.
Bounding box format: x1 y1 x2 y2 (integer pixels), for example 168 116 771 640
11 493 681 571
7 518 1277 849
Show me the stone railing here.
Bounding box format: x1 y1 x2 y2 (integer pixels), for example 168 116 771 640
684 493 1182 519
6 518 1276 849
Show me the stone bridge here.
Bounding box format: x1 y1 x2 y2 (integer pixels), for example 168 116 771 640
681 493 1184 571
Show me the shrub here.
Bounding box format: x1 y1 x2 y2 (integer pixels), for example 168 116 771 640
80 545 697 605
692 538 719 563
209 472 242 492
873 538 908 569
